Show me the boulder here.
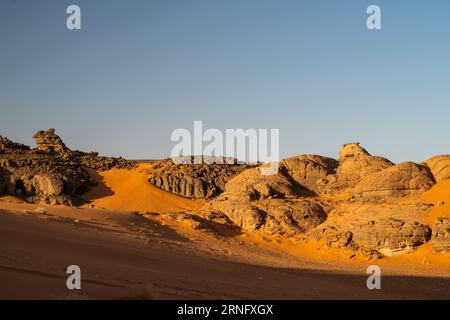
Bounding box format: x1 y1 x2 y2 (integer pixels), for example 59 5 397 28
224 165 310 199
351 218 431 256
339 142 370 160
424 155 450 182
353 162 436 197
203 196 327 236
280 155 338 192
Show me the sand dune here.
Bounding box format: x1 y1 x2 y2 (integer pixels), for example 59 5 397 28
81 164 205 213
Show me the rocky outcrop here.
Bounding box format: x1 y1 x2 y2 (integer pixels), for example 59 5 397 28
32 129 133 171
352 162 435 197
350 218 431 256
280 155 338 193
0 136 29 151
200 163 327 236
314 143 394 194
313 218 431 257
339 142 370 160
203 196 327 236
424 155 450 182
224 165 311 199
33 128 69 155
432 217 450 253
0 129 135 205
147 159 252 199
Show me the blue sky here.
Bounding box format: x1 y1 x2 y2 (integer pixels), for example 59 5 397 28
1 0 449 162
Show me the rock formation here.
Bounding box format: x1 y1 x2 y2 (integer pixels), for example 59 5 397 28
200 163 328 236
0 129 135 205
424 155 450 183
199 142 449 257
432 218 450 253
280 155 338 193
33 128 69 155
147 159 252 199
352 162 436 197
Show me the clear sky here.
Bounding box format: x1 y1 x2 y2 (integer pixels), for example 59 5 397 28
1 0 449 162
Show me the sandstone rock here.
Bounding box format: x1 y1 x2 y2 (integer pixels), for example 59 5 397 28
224 165 310 199
423 155 450 182
33 128 69 155
32 174 65 196
432 217 450 253
147 159 251 199
316 143 394 193
203 196 326 236
0 129 135 206
201 162 327 236
353 162 436 197
280 155 338 193
350 218 431 256
339 142 370 161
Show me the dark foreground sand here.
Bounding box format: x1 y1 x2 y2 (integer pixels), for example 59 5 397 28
0 201 449 300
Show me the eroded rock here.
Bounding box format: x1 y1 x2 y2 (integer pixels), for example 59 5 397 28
424 155 450 182
432 217 450 253
353 162 435 197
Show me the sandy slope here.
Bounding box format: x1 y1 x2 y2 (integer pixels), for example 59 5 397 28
0 200 450 300
81 164 205 213
423 179 450 227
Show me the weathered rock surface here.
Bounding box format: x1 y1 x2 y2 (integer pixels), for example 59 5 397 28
0 129 135 205
203 195 327 236
200 163 327 236
314 143 394 194
432 217 450 253
424 155 450 183
339 142 370 160
33 128 69 155
350 218 431 256
224 165 311 199
147 159 252 199
352 162 435 197
313 218 431 256
280 155 338 193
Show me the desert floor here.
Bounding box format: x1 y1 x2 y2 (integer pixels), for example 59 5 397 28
0 164 449 299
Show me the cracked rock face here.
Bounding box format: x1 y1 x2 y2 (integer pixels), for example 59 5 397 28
147 159 252 199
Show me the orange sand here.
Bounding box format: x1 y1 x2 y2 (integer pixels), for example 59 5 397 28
81 163 205 213
423 179 450 227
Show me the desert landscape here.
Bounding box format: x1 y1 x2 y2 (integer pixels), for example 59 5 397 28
0 129 449 299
